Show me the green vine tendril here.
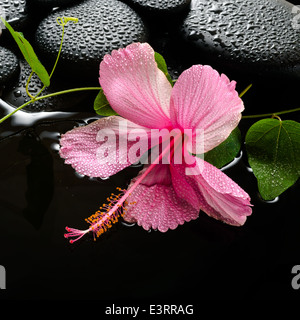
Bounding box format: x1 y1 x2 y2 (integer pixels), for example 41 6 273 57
0 16 97 124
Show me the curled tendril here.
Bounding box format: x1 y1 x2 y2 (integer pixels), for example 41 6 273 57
56 16 79 27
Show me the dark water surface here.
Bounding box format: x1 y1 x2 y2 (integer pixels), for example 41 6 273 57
0 96 299 301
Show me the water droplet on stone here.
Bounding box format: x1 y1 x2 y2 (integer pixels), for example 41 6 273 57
13 90 22 97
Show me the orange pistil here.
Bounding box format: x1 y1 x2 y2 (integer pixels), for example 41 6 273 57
64 187 136 243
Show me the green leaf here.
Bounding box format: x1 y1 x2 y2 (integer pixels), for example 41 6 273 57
203 127 242 168
245 118 300 200
154 52 173 86
94 89 118 116
2 18 50 87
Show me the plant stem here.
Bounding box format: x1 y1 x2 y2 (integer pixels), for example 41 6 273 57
49 19 66 80
239 83 252 98
23 17 74 106
238 84 299 119
0 87 101 124
25 71 35 100
242 107 300 119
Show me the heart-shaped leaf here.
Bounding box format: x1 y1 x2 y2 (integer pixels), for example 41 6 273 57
203 127 242 168
245 118 300 200
94 89 118 116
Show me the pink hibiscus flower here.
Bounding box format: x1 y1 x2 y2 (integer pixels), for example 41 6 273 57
60 42 252 243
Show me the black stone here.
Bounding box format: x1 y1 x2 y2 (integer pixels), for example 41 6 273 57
180 0 300 80
123 0 191 16
28 0 84 9
0 46 19 86
149 31 188 80
34 0 147 82
0 0 30 30
2 59 95 112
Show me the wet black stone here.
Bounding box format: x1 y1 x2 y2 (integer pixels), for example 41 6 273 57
0 46 19 86
34 0 147 82
123 0 191 16
149 31 187 80
2 59 95 112
0 0 30 30
28 0 84 9
180 0 300 80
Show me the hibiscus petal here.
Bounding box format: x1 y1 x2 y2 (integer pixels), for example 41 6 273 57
59 116 151 178
123 164 199 232
171 156 252 226
99 42 172 129
170 65 244 153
